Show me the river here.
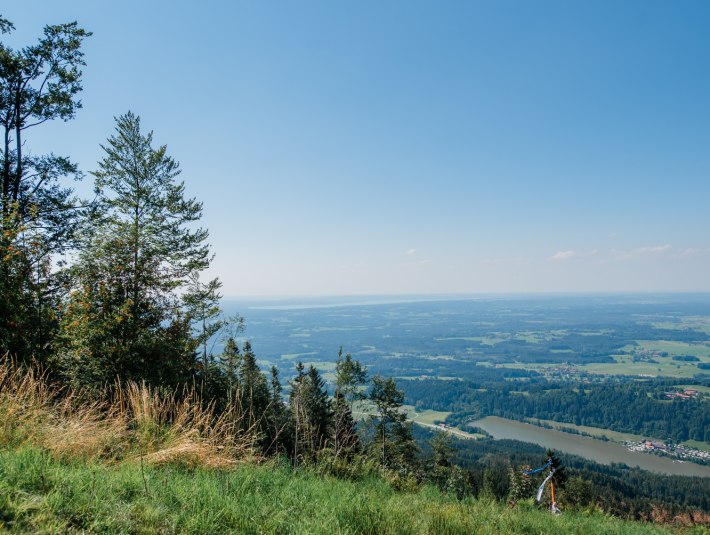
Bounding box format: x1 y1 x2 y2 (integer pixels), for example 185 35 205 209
471 416 710 478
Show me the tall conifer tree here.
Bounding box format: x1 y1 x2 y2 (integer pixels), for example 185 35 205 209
58 112 215 389
369 375 407 467
333 349 367 458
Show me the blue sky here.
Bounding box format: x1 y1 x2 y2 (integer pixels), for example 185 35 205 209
5 1 710 295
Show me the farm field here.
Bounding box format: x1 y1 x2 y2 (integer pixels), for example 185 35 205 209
222 294 710 382
581 355 703 378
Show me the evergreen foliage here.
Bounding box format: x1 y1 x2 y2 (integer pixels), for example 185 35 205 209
0 16 90 364
333 348 367 458
238 341 271 442
56 112 214 389
369 375 417 470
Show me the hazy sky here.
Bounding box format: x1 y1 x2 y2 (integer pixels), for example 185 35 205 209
5 2 710 296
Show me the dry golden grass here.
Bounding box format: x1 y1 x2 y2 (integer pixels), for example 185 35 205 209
0 356 259 468
118 381 261 468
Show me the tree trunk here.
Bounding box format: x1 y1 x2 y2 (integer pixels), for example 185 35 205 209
2 126 10 221
12 83 22 204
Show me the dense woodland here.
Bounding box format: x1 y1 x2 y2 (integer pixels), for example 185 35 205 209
1 15 709 529
412 428 710 518
403 377 710 443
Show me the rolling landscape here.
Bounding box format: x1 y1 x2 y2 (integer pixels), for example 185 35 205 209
2 2 710 534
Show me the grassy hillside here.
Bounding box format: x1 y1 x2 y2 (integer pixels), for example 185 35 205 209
0 360 704 534
0 445 691 535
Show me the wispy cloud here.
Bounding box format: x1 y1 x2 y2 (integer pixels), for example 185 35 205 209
550 250 577 261
405 248 417 256
550 249 599 261
540 244 704 264
677 247 710 257
631 244 671 255
481 256 531 266
611 244 673 261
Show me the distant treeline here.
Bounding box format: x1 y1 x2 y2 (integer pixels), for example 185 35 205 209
403 378 710 443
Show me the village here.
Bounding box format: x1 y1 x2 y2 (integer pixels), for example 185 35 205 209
626 439 710 465
663 388 701 400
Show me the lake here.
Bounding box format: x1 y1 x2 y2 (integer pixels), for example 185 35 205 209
471 416 710 478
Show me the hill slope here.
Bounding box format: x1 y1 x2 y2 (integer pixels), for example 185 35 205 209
0 445 686 535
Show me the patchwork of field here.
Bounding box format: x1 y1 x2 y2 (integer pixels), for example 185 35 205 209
652 316 710 335
499 339 710 379
227 296 710 476
581 356 703 378
223 295 710 382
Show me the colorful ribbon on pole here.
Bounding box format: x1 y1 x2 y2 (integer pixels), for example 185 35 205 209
523 459 561 514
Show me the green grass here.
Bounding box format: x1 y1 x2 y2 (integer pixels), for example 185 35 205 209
684 440 710 453
630 341 710 358
503 353 707 379
402 407 451 425
0 445 686 535
582 354 703 378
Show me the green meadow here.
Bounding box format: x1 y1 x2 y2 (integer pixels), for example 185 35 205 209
0 445 687 535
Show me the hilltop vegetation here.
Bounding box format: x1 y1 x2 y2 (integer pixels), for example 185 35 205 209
0 360 698 535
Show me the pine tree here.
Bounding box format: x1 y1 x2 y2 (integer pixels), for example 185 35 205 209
302 365 334 455
430 432 454 469
290 362 308 464
333 391 360 458
368 375 407 467
265 365 290 455
183 272 224 371
481 461 510 501
333 348 367 458
219 337 242 395
57 112 213 389
335 347 368 404
563 476 593 508
289 363 333 462
547 449 567 488
390 419 419 473
238 341 270 439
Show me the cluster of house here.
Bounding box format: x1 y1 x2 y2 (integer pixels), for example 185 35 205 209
663 388 700 400
626 440 710 463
